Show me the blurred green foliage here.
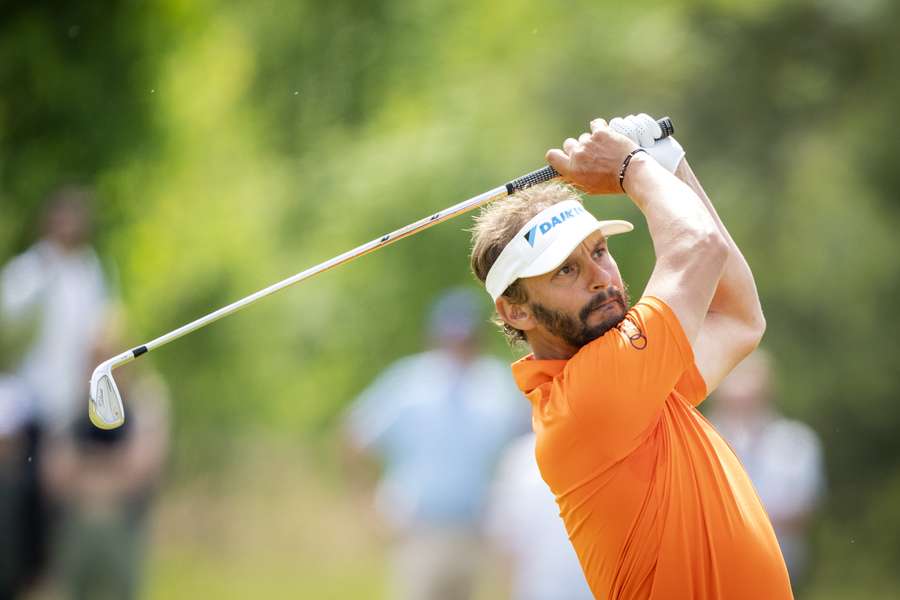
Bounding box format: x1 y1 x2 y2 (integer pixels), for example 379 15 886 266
2 0 900 596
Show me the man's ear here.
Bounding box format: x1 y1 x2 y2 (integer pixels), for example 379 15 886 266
495 297 536 332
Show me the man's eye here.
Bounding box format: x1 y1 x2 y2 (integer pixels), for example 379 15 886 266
593 247 606 258
558 265 573 275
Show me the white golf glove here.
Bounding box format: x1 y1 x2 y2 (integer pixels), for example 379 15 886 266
609 113 685 173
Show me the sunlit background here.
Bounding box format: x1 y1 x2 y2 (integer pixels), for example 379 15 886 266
2 1 899 598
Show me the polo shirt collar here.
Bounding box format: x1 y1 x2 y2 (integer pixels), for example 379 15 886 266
511 353 567 395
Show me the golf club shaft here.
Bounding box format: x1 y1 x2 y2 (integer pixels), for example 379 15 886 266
130 183 510 359
121 116 674 363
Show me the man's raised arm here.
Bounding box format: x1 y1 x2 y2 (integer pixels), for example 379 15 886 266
546 119 728 346
605 113 766 391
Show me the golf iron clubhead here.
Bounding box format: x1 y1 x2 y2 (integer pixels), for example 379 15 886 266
88 352 134 429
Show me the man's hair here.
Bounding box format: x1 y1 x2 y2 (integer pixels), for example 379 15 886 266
469 182 583 344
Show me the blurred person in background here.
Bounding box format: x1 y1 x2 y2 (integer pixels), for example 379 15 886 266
486 431 593 600
0 186 110 431
709 348 825 588
0 186 110 594
343 287 529 600
41 317 170 600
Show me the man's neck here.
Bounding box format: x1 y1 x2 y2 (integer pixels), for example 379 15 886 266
527 332 579 361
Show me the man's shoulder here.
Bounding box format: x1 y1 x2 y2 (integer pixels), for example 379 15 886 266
565 296 692 381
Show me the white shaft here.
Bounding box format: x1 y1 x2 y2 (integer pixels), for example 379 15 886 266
138 185 509 355
108 350 137 370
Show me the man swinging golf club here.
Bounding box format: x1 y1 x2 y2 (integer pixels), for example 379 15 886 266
469 114 793 599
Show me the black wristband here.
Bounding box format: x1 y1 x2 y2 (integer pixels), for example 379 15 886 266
618 148 648 193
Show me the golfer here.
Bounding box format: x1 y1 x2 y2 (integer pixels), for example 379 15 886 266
469 114 793 599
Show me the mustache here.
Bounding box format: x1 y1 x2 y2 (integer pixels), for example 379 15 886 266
578 288 626 323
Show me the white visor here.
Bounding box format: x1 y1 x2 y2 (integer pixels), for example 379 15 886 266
484 199 633 301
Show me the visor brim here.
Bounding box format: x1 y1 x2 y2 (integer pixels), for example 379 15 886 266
518 219 634 279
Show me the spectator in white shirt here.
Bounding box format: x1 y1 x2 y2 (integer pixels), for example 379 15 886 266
344 287 529 600
0 186 110 592
0 186 109 430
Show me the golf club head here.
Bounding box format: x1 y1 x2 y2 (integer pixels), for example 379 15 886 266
89 359 125 429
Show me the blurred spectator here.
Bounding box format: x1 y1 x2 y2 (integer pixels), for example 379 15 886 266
0 186 110 594
0 186 109 431
343 287 528 600
42 322 170 600
486 432 593 600
709 349 825 587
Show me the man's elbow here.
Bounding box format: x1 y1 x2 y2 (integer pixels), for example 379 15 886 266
694 227 729 272
750 311 766 342
666 226 728 282
734 314 766 360
744 282 767 344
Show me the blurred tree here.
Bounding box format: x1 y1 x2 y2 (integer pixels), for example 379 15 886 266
0 1 168 254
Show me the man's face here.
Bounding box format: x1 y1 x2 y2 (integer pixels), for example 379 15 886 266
521 231 629 349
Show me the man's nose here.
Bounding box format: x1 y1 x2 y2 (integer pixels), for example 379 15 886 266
587 261 613 292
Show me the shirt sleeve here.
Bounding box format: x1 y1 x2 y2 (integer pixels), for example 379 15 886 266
559 296 695 458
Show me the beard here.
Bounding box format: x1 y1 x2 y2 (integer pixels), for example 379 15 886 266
531 286 630 349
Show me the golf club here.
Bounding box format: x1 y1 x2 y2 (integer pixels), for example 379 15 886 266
88 117 674 429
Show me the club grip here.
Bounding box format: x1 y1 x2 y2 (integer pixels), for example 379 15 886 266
657 116 674 139
505 165 560 194
505 116 674 194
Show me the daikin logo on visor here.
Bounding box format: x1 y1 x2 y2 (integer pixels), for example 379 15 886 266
522 205 588 247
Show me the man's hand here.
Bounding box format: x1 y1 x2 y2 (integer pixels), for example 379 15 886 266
546 118 640 195
609 113 685 173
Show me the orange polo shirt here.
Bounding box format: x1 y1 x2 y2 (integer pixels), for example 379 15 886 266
512 297 793 600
